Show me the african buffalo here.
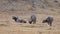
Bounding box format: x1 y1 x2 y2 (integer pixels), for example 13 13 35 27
42 16 53 26
29 15 36 24
12 16 26 23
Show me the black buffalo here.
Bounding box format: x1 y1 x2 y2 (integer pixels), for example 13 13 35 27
12 16 26 23
29 15 36 24
42 16 53 26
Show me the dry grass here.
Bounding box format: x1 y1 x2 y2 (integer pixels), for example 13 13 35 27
0 0 60 34
0 8 60 34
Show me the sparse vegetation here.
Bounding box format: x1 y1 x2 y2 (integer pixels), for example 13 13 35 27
0 0 60 34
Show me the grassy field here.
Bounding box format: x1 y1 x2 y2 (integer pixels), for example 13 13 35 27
0 0 60 34
0 8 60 34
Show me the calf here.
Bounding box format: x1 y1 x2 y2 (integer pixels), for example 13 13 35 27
12 16 26 23
29 15 36 24
42 16 53 26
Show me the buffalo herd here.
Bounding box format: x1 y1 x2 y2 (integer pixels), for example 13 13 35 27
12 15 53 28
